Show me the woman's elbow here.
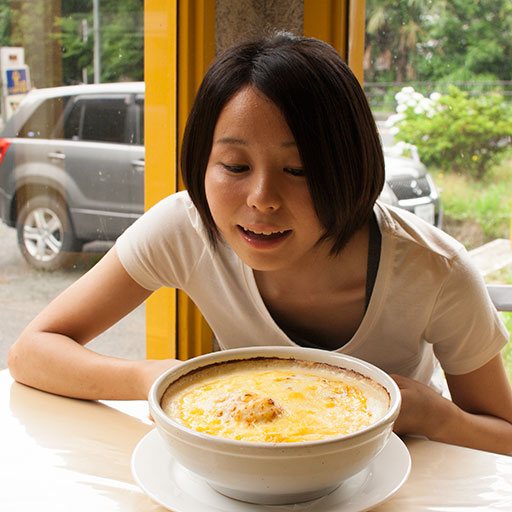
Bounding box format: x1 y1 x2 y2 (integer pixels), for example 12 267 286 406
7 332 32 383
7 341 22 381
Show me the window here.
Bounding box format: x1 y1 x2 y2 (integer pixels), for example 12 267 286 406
17 97 69 138
80 97 128 143
135 95 144 145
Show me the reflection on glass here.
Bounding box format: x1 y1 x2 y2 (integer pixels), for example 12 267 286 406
0 1 146 369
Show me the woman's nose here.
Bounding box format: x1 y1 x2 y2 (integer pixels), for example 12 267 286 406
246 171 281 211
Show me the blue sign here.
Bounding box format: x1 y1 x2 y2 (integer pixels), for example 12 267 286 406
6 68 30 95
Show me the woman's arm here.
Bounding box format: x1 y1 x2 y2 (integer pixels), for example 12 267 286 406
393 355 512 454
8 246 180 400
392 354 512 454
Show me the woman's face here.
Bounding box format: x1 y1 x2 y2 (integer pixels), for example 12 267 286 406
204 86 327 272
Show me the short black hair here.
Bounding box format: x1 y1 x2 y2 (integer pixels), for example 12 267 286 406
181 31 385 254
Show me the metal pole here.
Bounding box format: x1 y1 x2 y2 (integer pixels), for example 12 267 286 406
81 19 88 83
93 0 101 83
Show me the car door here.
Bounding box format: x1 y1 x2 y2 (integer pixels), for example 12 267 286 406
58 93 144 241
3 95 71 220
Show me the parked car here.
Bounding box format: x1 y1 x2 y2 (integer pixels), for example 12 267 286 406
381 146 442 228
0 82 441 270
0 82 145 270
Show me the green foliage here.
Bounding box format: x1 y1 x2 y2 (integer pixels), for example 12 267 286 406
1 0 143 85
365 0 427 82
55 13 92 84
415 0 512 82
0 2 11 46
366 0 512 84
392 86 512 180
99 0 143 83
56 0 143 84
432 163 512 242
502 318 512 382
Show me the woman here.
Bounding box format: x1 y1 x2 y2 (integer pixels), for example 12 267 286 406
8 32 512 454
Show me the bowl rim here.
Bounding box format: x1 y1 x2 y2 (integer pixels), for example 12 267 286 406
149 346 401 449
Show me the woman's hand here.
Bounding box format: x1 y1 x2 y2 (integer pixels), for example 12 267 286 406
391 374 454 439
391 356 512 454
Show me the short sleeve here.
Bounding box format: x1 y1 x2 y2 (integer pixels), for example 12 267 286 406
425 248 508 375
115 192 207 291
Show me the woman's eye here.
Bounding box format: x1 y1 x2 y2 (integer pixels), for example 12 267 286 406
222 163 249 173
284 167 305 177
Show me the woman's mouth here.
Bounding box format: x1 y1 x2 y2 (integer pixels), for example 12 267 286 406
238 225 292 245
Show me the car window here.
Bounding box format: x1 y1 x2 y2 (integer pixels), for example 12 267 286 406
63 99 82 140
64 97 128 143
17 96 69 138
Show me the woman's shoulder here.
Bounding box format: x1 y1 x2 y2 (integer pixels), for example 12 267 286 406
124 190 205 240
374 201 465 262
115 191 212 290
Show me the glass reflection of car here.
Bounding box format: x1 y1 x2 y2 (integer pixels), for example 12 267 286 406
0 82 145 270
0 82 441 270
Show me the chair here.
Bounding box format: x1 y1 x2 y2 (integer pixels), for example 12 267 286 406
487 284 512 312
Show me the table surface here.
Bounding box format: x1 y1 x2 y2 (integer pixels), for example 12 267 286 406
1 369 511 511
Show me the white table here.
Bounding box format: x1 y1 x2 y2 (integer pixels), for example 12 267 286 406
1 369 511 511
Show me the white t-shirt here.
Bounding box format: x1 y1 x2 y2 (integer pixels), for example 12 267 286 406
116 191 508 384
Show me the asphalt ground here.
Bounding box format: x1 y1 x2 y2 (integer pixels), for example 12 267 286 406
0 223 145 369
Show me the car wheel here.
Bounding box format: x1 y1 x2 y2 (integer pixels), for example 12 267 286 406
16 195 82 270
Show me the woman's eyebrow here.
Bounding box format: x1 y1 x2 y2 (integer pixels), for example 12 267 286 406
215 136 297 147
215 136 247 146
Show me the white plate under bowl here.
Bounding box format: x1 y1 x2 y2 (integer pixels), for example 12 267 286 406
132 429 411 512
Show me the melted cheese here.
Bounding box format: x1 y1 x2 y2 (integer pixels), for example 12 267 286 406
161 358 390 443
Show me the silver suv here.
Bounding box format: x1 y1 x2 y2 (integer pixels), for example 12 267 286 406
0 82 441 270
0 82 144 269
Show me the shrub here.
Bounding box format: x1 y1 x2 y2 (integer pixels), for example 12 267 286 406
387 86 512 180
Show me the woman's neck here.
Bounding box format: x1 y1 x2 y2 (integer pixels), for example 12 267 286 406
253 222 370 299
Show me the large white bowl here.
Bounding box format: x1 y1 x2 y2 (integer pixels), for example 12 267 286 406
148 346 401 505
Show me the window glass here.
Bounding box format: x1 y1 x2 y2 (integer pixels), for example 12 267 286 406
0 1 145 370
135 95 144 145
80 97 127 143
17 97 69 138
365 1 512 380
63 101 82 140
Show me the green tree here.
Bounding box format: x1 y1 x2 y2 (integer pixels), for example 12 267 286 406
58 0 92 84
0 0 12 47
415 0 512 82
57 0 143 84
365 0 429 82
365 0 512 84
99 0 143 83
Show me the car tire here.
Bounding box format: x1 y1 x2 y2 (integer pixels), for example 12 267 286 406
16 195 82 271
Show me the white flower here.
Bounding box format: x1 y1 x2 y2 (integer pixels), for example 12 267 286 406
419 98 433 110
412 91 424 102
385 113 405 126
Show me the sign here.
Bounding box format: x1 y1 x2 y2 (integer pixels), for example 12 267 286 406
6 67 30 95
0 47 31 121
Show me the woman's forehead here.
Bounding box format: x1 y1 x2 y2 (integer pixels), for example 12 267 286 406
212 86 296 147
